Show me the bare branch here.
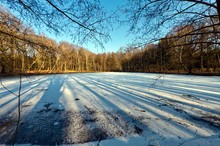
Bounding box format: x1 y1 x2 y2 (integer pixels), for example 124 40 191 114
45 0 96 33
184 0 217 9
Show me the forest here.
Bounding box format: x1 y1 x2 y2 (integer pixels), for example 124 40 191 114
1 6 220 74
1 1 220 145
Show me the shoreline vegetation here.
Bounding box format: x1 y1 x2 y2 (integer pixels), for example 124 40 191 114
1 70 220 77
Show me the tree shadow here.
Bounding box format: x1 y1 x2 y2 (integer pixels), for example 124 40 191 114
1 73 219 145
1 75 66 144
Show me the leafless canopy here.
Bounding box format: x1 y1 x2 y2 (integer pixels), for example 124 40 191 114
123 0 220 45
0 0 112 46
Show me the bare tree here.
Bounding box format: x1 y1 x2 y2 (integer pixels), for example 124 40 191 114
123 0 220 45
1 0 112 46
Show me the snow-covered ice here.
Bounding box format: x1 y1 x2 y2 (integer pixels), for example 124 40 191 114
0 73 220 145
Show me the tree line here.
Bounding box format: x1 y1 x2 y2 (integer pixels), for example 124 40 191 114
0 8 220 74
121 22 220 73
0 8 118 73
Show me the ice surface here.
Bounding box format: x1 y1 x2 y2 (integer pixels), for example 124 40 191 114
0 73 220 145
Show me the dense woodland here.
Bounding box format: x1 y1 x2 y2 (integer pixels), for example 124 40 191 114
0 7 220 74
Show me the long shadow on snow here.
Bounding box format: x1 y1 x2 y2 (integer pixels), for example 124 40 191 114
0 76 53 142
85 73 220 103
115 74 220 106
2 75 66 144
71 76 120 110
83 75 220 116
0 76 46 98
0 76 49 110
1 74 148 145
62 76 149 143
116 83 220 115
71 76 205 138
80 76 219 135
81 75 217 112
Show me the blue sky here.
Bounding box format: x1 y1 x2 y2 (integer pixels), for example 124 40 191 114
47 23 134 54
86 0 135 53
43 0 134 54
2 0 212 54
1 0 168 54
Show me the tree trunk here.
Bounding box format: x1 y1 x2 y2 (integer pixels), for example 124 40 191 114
85 55 88 71
1 65 5 73
217 54 220 70
217 0 220 22
179 47 183 70
21 54 25 71
93 58 96 71
200 45 204 71
206 55 210 72
11 48 15 73
200 54 204 71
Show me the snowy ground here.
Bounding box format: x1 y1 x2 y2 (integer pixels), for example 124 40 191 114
0 72 220 145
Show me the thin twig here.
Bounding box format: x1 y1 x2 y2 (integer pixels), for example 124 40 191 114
148 74 164 90
0 77 18 97
12 68 22 145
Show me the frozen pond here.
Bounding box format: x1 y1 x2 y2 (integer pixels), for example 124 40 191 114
0 73 220 145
